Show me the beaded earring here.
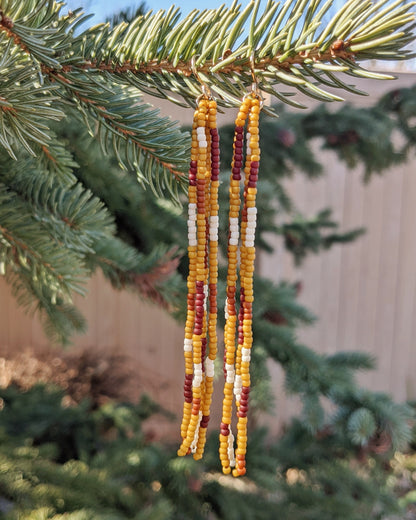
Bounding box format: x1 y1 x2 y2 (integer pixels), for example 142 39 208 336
219 69 262 477
178 58 220 460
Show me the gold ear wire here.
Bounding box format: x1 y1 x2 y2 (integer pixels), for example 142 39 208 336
191 55 212 100
245 53 264 108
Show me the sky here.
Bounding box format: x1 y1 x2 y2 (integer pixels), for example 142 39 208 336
66 0 234 23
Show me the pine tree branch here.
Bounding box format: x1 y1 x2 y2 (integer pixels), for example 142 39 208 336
1 0 414 109
40 73 190 193
0 0 414 196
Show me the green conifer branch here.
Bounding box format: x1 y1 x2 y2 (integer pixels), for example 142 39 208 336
1 0 415 108
0 0 414 196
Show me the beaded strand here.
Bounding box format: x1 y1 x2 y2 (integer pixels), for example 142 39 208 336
219 95 250 475
219 94 261 477
178 95 219 459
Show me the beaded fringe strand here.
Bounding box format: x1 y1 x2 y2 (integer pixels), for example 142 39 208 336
178 95 220 459
220 94 261 477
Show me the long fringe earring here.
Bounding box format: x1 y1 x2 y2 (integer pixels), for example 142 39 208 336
178 57 220 460
219 58 262 477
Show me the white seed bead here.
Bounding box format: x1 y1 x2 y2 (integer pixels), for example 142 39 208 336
230 217 239 228
247 207 257 216
228 431 236 467
193 376 202 388
242 354 251 362
189 238 197 246
242 347 251 356
191 411 203 453
205 358 215 377
229 238 238 246
184 339 193 352
196 127 205 135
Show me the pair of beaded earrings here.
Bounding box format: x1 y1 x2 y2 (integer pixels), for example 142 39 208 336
178 57 262 477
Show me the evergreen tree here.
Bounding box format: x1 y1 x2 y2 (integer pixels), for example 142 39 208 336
0 0 416 498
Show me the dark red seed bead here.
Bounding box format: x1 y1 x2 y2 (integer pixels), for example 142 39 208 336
251 161 259 168
235 141 243 149
190 160 197 167
234 160 242 168
237 411 247 418
239 405 248 413
232 167 241 175
233 174 241 181
220 422 229 431
248 181 257 188
235 126 244 133
234 153 243 160
241 387 250 394
185 374 193 382
185 396 193 403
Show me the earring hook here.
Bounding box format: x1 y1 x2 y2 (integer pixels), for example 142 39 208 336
250 53 259 97
191 55 212 100
244 52 264 107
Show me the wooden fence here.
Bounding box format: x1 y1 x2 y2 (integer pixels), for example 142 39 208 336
1 72 416 437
